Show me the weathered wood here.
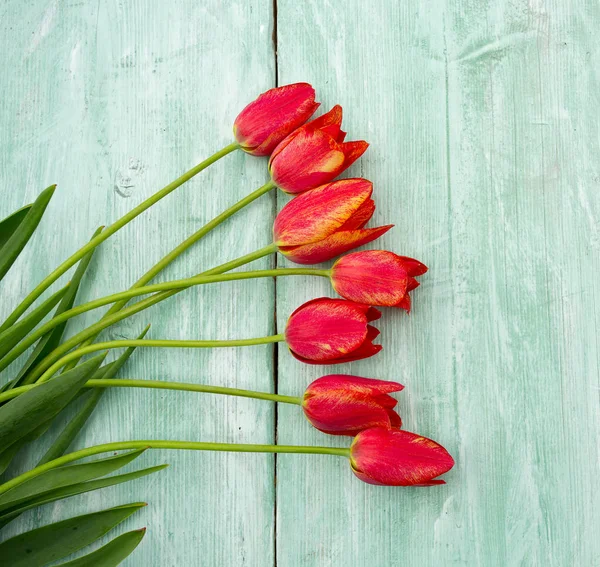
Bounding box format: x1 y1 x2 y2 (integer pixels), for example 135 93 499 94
0 1 276 565
2 0 600 565
276 1 600 566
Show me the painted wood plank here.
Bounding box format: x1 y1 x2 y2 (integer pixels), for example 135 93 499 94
0 1 277 565
275 1 600 566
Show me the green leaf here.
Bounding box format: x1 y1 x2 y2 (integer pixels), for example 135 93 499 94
0 284 69 362
0 379 15 393
0 184 55 283
0 502 146 567
0 464 167 526
11 226 105 389
37 325 150 466
0 442 20 477
54 528 147 567
0 419 56 476
0 449 147 512
36 389 103 466
0 354 105 452
0 204 32 250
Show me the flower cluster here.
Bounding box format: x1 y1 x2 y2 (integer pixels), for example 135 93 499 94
234 83 454 486
0 80 455 564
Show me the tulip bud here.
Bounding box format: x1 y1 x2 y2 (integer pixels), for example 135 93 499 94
233 83 319 156
303 375 403 436
269 105 369 194
349 428 455 486
273 178 393 264
284 298 382 364
331 251 427 311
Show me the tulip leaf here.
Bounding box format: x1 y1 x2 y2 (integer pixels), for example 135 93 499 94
0 448 147 512
0 418 57 476
0 204 32 250
11 226 105 389
37 325 150 466
0 284 70 363
0 379 15 393
0 464 167 526
0 354 105 452
0 184 55 284
0 502 145 567
36 389 103 466
54 528 147 567
0 442 21 476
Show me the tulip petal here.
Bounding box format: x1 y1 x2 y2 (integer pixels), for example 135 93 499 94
350 428 454 486
397 294 411 312
366 308 382 322
340 141 369 168
321 123 342 140
327 337 382 364
306 375 403 396
397 256 428 276
304 399 398 436
306 105 343 130
406 276 420 292
374 394 399 409
331 250 415 307
281 225 393 265
234 83 319 156
285 298 369 362
338 199 375 230
386 407 403 429
273 179 373 246
270 128 347 194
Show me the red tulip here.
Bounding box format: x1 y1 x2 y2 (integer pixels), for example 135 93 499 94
268 105 368 194
284 298 382 364
302 375 403 436
331 251 427 312
273 178 393 264
233 83 319 156
350 428 455 486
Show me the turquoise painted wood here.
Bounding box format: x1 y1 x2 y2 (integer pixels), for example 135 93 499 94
0 1 277 565
1 0 599 565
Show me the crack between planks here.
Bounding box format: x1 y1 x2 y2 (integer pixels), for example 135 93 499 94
443 17 460 445
271 1 279 566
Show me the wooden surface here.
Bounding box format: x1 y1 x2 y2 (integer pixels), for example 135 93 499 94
1 1 599 565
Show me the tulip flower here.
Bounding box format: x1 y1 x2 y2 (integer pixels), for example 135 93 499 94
349 427 455 486
269 105 369 194
302 375 403 435
330 250 427 312
233 83 319 156
274 178 393 264
284 298 382 364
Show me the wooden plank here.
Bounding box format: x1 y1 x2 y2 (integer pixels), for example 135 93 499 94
275 1 600 566
0 1 276 565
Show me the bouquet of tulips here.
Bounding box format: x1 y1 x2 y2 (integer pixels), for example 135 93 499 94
0 84 454 565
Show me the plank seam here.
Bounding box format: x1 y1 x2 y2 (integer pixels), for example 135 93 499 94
272 2 279 566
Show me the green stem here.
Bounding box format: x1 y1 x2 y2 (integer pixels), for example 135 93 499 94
0 378 302 405
0 143 240 334
60 179 276 373
19 244 277 384
36 335 286 384
0 441 350 496
0 265 326 373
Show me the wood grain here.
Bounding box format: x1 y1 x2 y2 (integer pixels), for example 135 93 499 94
1 0 599 565
276 1 600 566
0 1 276 565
